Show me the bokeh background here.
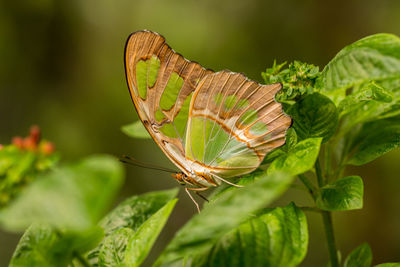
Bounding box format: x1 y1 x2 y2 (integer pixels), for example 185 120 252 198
1 0 400 266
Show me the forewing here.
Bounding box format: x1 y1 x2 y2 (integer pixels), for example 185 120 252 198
125 31 213 172
185 71 291 178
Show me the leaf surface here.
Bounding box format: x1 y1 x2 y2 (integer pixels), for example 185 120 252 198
316 176 363 211
192 203 308 267
155 171 294 265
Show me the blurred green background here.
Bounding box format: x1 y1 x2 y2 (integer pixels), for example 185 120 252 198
1 0 400 266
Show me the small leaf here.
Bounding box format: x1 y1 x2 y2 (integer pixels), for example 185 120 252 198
287 93 338 143
268 138 322 176
320 33 400 100
88 188 178 265
121 121 151 139
347 117 400 165
192 203 308 267
316 176 363 211
124 198 177 267
154 171 294 265
344 243 372 267
375 264 400 267
0 155 124 231
283 128 298 152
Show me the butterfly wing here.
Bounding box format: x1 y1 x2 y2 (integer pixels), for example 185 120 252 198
185 71 291 178
125 30 213 173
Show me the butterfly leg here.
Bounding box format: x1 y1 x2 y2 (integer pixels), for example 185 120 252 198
187 187 209 203
185 187 201 213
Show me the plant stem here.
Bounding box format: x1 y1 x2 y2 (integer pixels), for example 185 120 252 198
321 211 339 267
73 252 91 267
298 174 317 200
315 158 339 267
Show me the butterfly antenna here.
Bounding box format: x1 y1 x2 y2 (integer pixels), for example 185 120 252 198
120 155 177 173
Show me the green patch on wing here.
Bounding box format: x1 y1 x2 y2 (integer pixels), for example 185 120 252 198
186 117 259 175
160 72 184 111
249 122 269 136
239 109 258 125
214 93 224 105
224 95 238 110
173 93 193 138
159 123 177 138
135 55 161 99
155 109 166 122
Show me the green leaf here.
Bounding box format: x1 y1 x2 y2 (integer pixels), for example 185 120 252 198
375 264 400 267
320 33 400 100
0 155 124 231
316 176 363 211
192 203 308 267
287 93 338 143
154 171 295 265
121 121 151 139
268 138 322 176
347 117 400 165
88 188 178 266
338 82 393 115
124 198 177 267
344 243 372 267
9 224 103 267
9 224 72 267
98 227 134 267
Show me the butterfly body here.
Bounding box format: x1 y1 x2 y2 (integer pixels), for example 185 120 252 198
125 30 291 192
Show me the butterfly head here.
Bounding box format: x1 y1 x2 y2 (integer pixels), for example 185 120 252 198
172 172 187 185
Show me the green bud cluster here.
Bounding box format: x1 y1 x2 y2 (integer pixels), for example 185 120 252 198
262 60 320 102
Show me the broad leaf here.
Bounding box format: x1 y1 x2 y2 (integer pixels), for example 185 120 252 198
316 176 363 211
9 224 103 267
122 121 151 139
124 198 177 267
0 155 124 231
154 171 294 265
347 117 400 165
268 138 322 176
88 188 178 265
287 93 338 143
320 33 400 100
192 203 308 267
344 243 372 267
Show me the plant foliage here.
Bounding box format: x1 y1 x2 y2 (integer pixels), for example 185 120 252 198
2 32 400 266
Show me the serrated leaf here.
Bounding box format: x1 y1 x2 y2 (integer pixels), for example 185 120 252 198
347 117 400 165
344 243 372 267
192 203 308 267
268 138 322 176
287 93 338 143
320 33 400 100
124 198 177 267
316 176 363 211
88 188 178 265
121 121 151 139
0 155 124 232
154 171 294 265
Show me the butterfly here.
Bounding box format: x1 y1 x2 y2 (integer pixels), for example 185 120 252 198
124 30 291 210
